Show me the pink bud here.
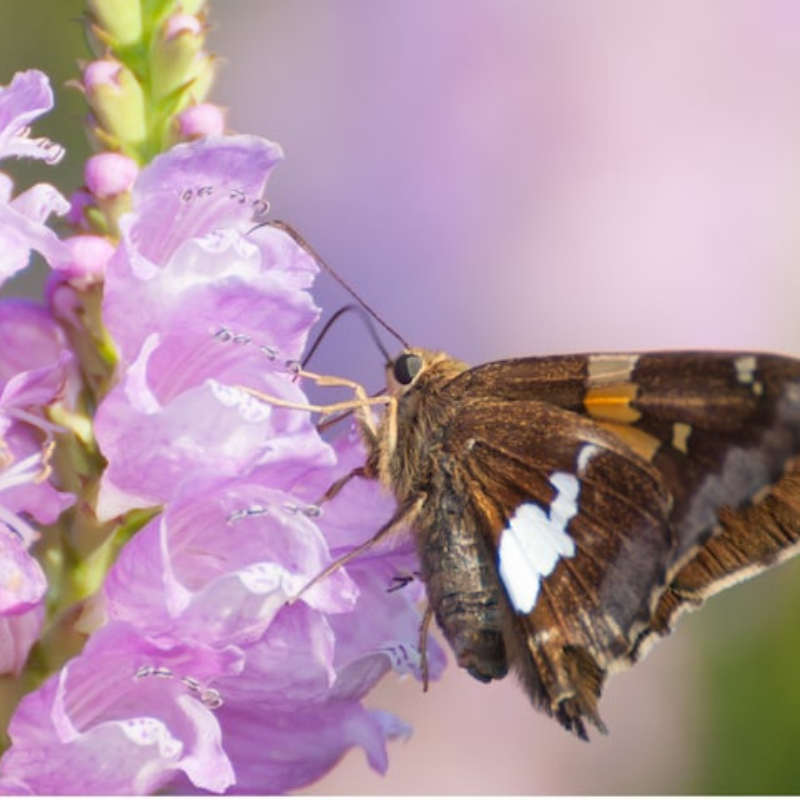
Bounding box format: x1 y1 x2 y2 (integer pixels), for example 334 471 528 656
164 13 203 40
84 152 139 198
63 235 115 280
82 59 123 91
177 103 226 138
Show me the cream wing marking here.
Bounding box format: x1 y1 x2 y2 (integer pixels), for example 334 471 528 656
498 445 597 613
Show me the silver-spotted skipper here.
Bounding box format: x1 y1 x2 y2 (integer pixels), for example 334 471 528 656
351 348 800 740
253 225 800 740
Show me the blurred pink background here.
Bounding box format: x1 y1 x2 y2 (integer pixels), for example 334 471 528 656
209 1 800 793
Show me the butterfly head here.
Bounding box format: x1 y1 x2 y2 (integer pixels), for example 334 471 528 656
386 348 468 398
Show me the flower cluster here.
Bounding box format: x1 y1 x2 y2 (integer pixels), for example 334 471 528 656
0 14 444 794
0 70 76 687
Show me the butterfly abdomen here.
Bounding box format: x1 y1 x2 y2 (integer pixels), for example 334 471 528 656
417 474 511 684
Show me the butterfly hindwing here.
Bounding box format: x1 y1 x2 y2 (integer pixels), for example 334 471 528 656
430 397 674 735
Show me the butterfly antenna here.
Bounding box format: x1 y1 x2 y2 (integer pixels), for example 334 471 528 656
303 304 392 433
303 303 392 368
267 220 410 350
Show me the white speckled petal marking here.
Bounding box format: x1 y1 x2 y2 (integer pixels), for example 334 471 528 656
498 472 580 614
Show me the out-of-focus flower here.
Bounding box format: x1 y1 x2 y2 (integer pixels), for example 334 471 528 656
0 69 64 163
0 68 76 685
0 70 70 285
0 300 77 675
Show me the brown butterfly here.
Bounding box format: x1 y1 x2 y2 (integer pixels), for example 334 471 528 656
285 347 800 740
253 225 800 740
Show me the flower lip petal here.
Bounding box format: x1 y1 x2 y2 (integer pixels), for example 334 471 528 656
1 624 236 794
0 524 47 613
125 135 283 265
0 187 70 283
0 604 44 675
0 70 60 162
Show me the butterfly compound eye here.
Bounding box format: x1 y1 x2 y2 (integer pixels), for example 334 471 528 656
393 353 423 385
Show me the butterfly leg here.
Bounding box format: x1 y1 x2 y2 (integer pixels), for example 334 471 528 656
314 466 368 506
418 603 435 691
387 573 418 593
289 497 424 603
238 372 391 432
238 369 395 489
294 367 388 443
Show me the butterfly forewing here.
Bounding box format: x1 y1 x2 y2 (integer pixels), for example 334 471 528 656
437 399 679 733
453 352 800 566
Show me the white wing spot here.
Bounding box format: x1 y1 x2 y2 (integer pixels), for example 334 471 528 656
734 356 763 396
734 355 756 382
587 354 639 384
734 356 756 384
577 443 600 474
498 471 581 614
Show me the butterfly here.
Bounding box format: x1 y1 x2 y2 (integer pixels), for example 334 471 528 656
254 224 800 740
335 347 800 740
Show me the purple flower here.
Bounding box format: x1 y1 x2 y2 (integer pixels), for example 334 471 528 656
0 527 45 675
94 135 321 517
91 433 439 793
0 623 236 794
0 69 76 683
0 69 70 285
1 132 445 794
0 300 76 674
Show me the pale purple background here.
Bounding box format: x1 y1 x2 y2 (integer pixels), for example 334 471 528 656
210 1 800 793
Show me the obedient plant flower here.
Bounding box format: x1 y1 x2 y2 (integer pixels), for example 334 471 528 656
0 70 70 283
0 71 76 684
93 136 320 515
0 3 444 794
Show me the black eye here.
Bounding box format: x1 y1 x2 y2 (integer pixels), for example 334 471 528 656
393 353 423 385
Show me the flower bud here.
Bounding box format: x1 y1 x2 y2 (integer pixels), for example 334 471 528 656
86 0 143 52
81 59 146 152
84 152 139 198
152 13 209 103
176 103 226 139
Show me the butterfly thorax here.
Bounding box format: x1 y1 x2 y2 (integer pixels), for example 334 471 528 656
369 348 469 501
